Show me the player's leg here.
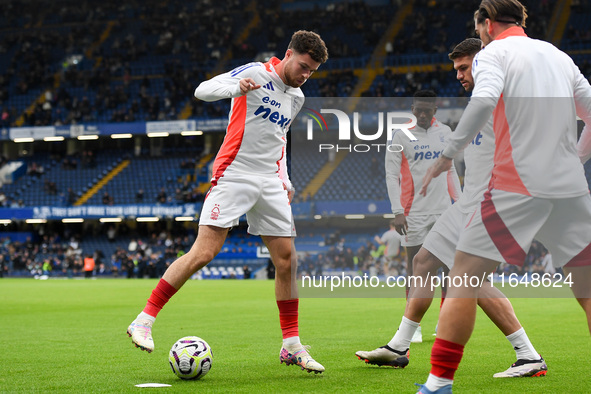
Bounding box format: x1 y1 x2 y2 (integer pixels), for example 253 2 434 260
420 251 498 393
127 225 229 352
535 194 591 334
564 265 591 334
262 235 324 373
355 247 444 367
162 226 229 287
477 284 546 377
405 245 422 282
405 214 439 342
261 236 298 301
405 244 423 343
406 247 445 320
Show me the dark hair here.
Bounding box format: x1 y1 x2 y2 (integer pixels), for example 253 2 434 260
448 38 482 60
475 0 528 27
413 90 437 105
413 90 437 98
288 30 329 64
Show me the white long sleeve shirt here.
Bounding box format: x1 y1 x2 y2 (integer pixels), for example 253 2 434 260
456 117 495 214
578 125 591 164
386 118 461 216
443 26 591 199
194 57 303 190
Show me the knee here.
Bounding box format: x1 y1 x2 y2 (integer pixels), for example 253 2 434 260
412 249 439 276
273 252 292 275
184 248 215 271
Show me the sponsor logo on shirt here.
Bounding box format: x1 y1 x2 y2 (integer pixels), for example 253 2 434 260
254 105 292 128
414 150 444 160
471 132 483 145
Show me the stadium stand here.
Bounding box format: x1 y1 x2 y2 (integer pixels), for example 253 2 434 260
0 0 589 279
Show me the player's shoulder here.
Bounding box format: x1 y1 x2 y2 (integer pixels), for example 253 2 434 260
228 62 265 78
389 128 409 144
432 119 451 134
288 86 305 98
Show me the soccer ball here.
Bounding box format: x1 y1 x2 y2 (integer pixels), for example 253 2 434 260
169 336 213 380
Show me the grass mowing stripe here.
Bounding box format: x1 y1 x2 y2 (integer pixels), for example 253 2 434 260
0 279 589 392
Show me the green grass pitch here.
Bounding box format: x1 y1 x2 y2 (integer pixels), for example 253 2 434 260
0 278 590 393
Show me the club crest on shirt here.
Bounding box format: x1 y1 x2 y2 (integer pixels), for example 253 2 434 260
210 204 220 220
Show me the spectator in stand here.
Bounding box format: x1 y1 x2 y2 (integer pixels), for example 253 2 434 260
156 187 167 204
27 162 44 177
67 188 76 206
102 191 114 205
83 254 95 278
128 238 138 253
135 188 144 203
107 226 116 242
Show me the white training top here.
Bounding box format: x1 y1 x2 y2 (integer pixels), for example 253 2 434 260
443 26 591 198
456 117 495 214
194 57 303 190
386 118 461 216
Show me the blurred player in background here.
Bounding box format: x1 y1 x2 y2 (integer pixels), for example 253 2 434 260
374 219 402 276
127 30 328 374
356 38 545 379
417 1 591 392
384 90 461 343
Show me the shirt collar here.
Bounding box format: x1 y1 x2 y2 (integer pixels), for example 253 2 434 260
264 57 287 89
495 25 527 40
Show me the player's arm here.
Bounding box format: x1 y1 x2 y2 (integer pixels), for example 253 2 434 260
443 50 503 159
194 66 261 102
385 134 407 235
278 149 295 202
421 51 503 196
446 160 462 202
573 69 591 164
578 125 591 164
442 125 462 201
279 97 305 202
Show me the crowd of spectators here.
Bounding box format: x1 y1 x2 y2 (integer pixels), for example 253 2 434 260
0 221 563 283
297 236 558 282
7 0 570 127
0 226 195 278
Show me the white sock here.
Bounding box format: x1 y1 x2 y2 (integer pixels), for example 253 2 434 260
506 327 539 360
136 311 156 323
424 373 453 392
388 316 419 352
283 336 300 347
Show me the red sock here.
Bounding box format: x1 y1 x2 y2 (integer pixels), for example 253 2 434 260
430 338 464 380
143 279 178 317
277 299 299 339
440 295 445 309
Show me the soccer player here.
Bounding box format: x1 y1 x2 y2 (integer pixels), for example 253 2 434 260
126 30 329 374
385 90 462 342
417 1 591 392
356 38 546 378
374 219 401 275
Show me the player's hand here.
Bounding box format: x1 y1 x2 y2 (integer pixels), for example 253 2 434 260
420 156 453 196
393 213 408 236
287 189 295 204
239 78 261 95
